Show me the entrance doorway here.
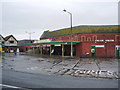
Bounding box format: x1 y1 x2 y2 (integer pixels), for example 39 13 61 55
116 46 120 57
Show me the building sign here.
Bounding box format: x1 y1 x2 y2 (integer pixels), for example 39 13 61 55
54 44 61 46
116 45 120 47
92 45 104 47
95 40 114 42
34 39 51 43
105 40 114 41
95 40 104 42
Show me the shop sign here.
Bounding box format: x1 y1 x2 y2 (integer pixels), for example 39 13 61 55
54 44 61 46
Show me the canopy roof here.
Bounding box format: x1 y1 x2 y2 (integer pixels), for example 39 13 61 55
27 41 80 45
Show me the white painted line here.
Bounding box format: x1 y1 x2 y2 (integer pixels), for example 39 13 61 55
0 84 21 88
0 84 31 90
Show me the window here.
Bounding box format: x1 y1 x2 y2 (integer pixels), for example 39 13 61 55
81 36 86 42
2 41 4 44
87 37 91 41
92 35 97 41
9 41 14 43
115 35 120 41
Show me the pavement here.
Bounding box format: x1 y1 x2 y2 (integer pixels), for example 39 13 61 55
1 53 120 79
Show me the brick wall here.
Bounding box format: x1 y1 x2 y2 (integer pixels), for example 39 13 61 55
51 33 120 43
43 33 120 57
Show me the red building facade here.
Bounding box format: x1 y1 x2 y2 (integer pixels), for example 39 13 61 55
40 25 120 57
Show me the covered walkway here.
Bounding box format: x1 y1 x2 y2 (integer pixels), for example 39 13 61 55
27 41 80 57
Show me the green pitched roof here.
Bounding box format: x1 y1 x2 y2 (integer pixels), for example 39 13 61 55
40 25 119 39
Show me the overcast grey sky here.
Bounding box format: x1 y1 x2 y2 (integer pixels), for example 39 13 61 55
0 0 119 40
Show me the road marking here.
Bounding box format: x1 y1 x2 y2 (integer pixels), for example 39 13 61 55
0 84 31 90
0 84 21 88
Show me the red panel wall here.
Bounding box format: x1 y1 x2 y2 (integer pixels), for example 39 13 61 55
96 47 105 57
76 42 116 57
106 42 116 57
42 33 120 57
76 43 81 56
76 42 94 57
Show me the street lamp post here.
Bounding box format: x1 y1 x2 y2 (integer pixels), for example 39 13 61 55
26 31 35 40
63 9 73 57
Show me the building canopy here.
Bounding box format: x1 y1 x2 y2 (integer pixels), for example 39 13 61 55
27 41 80 46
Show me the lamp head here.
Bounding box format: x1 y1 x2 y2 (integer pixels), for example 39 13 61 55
63 9 66 12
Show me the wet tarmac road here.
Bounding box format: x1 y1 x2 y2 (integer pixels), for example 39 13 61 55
1 53 119 88
2 69 118 88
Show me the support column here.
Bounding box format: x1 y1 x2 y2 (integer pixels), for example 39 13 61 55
62 44 64 57
50 45 52 57
33 47 35 54
40 45 42 56
71 42 73 57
